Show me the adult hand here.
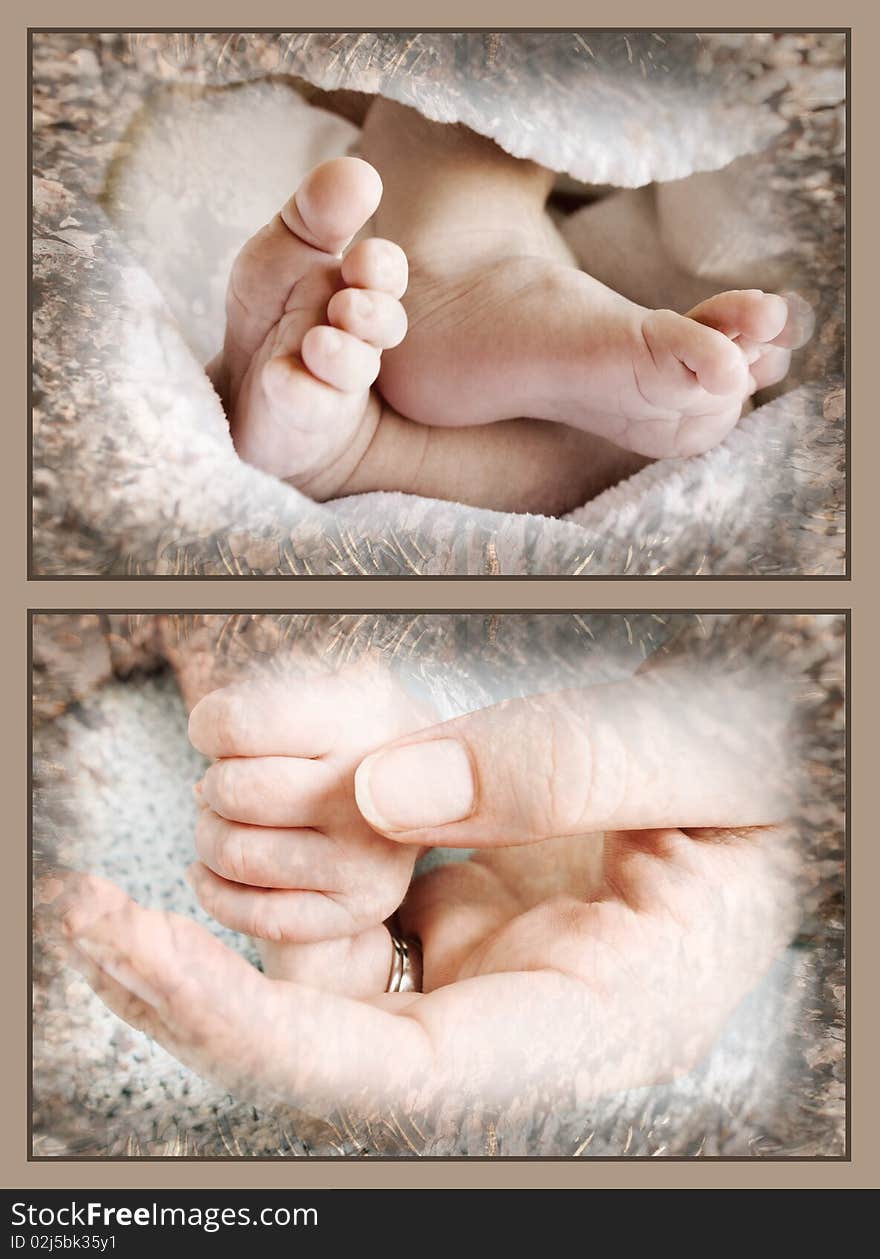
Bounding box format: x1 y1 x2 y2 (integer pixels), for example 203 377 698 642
56 664 800 1119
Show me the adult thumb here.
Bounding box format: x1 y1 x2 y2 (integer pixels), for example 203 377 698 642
353 669 792 848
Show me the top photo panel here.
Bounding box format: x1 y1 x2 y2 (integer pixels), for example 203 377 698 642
31 30 847 578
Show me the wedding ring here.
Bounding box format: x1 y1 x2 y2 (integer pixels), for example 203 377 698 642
386 927 423 993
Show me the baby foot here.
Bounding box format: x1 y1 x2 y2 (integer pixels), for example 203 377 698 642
378 254 809 460
359 97 811 461
210 157 409 499
211 158 646 513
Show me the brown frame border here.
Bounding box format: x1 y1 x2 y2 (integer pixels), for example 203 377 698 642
5 0 874 1197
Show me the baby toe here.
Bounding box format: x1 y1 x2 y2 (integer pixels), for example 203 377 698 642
732 336 765 366
744 292 789 344
748 344 792 392
341 237 408 298
327 287 408 349
286 156 383 255
688 289 788 345
644 309 748 398
772 292 815 349
301 325 381 392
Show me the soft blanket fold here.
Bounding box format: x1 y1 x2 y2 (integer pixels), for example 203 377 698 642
32 33 845 574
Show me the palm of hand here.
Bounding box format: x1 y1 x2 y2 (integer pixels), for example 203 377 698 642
396 825 796 1098
56 821 796 1118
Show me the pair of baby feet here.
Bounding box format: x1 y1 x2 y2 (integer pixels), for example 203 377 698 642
210 154 809 510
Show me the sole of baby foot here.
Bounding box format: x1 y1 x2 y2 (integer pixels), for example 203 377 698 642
375 234 806 461
211 155 410 498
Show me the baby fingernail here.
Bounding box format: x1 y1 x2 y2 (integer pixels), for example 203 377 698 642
75 939 163 1008
355 739 475 833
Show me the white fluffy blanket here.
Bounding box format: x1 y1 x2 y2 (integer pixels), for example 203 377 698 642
33 47 845 575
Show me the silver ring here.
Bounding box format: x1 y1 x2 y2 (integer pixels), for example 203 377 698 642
386 929 423 993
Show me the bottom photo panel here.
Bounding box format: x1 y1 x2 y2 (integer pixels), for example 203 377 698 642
31 611 846 1159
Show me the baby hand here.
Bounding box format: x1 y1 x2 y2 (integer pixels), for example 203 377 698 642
187 667 435 996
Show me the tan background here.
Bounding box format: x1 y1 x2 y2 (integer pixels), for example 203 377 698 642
8 0 872 1189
